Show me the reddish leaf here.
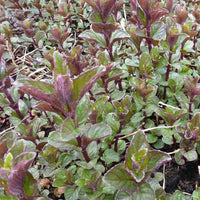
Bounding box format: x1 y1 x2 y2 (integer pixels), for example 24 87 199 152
176 6 188 25
167 31 179 51
0 45 5 58
102 0 116 20
137 0 151 16
0 0 5 6
0 140 8 159
79 65 113 100
51 28 61 41
150 9 168 25
61 32 70 44
0 168 9 181
84 0 100 12
19 86 52 104
54 75 75 108
35 101 56 112
166 0 173 12
92 23 117 35
8 158 35 198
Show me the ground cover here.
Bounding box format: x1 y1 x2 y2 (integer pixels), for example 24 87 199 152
1 0 200 199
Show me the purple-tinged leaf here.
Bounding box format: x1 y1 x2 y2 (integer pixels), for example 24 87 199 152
92 23 117 35
83 0 101 13
113 1 124 15
8 157 36 199
102 0 116 21
35 101 56 112
146 150 171 177
167 31 179 51
78 65 113 101
129 0 136 11
55 75 75 109
19 86 53 104
51 28 61 41
150 9 168 25
14 152 36 166
103 163 137 192
137 0 151 16
73 66 104 100
166 0 173 13
125 131 150 182
0 168 9 181
175 5 188 25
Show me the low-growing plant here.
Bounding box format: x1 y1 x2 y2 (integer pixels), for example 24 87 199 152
1 0 200 199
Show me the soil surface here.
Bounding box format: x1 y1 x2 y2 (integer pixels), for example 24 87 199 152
164 159 200 194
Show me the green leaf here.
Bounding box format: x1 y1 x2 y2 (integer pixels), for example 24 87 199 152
102 149 120 165
147 134 158 143
61 117 75 133
0 196 18 200
103 163 137 192
115 191 132 200
4 152 13 169
73 66 105 100
132 183 155 200
147 150 171 176
35 31 46 42
76 95 91 125
18 99 28 116
23 172 37 198
85 123 112 139
139 52 153 74
86 141 98 159
14 152 36 165
89 12 103 23
48 131 78 150
79 30 107 47
173 190 192 200
150 22 166 40
64 186 79 200
137 6 146 26
110 29 130 46
125 131 150 182
53 51 69 79
0 94 9 105
193 187 200 200
16 79 54 94
53 168 67 187
183 149 198 162
105 113 120 133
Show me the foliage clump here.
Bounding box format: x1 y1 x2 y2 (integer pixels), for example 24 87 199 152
0 0 200 199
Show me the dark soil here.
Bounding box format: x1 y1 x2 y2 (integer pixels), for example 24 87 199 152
164 159 200 194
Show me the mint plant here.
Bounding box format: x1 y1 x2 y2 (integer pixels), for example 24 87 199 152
1 0 200 199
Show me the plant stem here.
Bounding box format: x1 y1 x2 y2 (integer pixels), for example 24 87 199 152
189 97 193 120
77 136 90 163
163 52 172 99
44 111 56 130
146 26 152 53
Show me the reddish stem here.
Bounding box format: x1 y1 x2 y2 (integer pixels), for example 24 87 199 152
163 52 172 99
